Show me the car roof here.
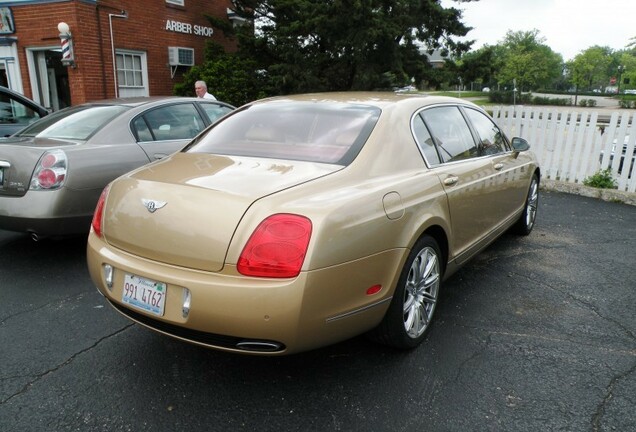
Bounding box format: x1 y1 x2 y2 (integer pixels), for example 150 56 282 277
81 96 232 109
249 91 479 111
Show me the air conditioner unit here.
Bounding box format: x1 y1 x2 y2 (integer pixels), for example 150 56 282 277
168 47 194 66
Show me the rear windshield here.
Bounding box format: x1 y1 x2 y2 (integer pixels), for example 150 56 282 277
16 105 130 140
184 101 381 165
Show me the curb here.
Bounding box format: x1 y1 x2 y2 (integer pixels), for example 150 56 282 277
540 179 636 206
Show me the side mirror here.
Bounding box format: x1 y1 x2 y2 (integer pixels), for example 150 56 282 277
511 137 530 152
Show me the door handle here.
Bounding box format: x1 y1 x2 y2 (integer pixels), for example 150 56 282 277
153 153 169 160
493 163 504 171
443 176 459 186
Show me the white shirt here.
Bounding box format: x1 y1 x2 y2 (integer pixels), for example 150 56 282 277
202 92 216 100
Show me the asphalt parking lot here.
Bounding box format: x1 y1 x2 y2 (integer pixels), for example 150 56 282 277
0 189 635 432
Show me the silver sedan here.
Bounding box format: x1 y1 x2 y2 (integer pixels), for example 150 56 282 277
0 97 234 240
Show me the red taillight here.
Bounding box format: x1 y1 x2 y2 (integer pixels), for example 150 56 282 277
91 186 109 238
30 149 67 190
37 168 62 188
237 214 312 278
41 153 57 168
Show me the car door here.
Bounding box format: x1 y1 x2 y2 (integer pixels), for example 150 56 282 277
418 105 498 263
133 102 208 160
0 87 49 137
462 107 529 224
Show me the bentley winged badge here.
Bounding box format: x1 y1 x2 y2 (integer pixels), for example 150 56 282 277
142 199 167 213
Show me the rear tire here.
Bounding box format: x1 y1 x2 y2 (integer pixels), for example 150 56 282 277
369 235 442 349
512 173 539 236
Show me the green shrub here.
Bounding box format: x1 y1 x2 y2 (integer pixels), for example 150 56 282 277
578 98 597 107
531 95 571 106
488 90 532 104
583 169 618 189
488 92 591 107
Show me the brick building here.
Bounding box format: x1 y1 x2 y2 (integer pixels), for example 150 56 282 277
0 0 238 110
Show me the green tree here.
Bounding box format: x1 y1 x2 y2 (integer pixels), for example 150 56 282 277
175 43 269 107
456 45 497 90
223 0 477 94
495 29 563 92
615 52 636 92
568 46 612 92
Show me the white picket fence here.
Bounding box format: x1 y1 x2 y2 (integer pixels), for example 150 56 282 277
492 106 636 193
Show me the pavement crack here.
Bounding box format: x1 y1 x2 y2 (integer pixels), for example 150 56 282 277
453 333 492 383
0 292 90 326
512 270 636 342
591 360 636 432
0 323 134 405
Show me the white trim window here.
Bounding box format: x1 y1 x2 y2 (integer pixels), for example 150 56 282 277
166 0 185 6
116 50 149 97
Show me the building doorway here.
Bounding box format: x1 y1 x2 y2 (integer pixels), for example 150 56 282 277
26 47 71 111
0 63 8 87
0 41 22 92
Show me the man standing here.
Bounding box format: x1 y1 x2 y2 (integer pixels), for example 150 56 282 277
194 80 216 100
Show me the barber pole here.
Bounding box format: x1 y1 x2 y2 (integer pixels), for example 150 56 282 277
57 22 75 67
60 36 72 62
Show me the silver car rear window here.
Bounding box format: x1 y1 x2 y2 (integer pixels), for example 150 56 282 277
185 101 380 165
17 105 130 140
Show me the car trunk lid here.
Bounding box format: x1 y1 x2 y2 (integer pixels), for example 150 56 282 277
102 152 341 272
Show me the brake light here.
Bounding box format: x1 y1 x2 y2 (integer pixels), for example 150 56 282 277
91 186 109 238
30 149 67 190
237 214 312 278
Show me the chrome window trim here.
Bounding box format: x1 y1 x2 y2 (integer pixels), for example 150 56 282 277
410 102 514 168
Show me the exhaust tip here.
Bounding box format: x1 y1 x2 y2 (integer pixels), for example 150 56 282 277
236 340 284 352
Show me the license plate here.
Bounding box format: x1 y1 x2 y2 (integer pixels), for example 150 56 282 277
122 274 167 316
0 168 3 184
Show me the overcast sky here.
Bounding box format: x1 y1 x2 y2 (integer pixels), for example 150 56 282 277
440 0 635 61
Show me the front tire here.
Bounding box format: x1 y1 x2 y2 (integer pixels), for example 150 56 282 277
369 235 442 349
513 173 539 235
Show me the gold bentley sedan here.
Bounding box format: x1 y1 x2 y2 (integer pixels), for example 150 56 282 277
87 92 540 355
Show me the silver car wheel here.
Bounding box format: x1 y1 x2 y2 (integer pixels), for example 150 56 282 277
368 235 443 349
403 246 440 339
513 173 539 236
525 176 539 229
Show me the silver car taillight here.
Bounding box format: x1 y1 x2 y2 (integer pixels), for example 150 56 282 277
30 149 67 190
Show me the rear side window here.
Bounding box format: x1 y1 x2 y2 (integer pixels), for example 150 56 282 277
412 114 441 166
185 102 381 165
421 106 477 163
199 102 234 123
134 103 205 142
463 108 508 155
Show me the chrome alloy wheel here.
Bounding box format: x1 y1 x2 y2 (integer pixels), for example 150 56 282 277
403 246 440 339
525 176 539 229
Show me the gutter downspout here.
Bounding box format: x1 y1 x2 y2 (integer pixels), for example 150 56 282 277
108 11 127 98
95 6 107 99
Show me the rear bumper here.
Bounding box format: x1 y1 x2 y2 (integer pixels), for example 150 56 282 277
87 232 405 355
0 187 100 237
